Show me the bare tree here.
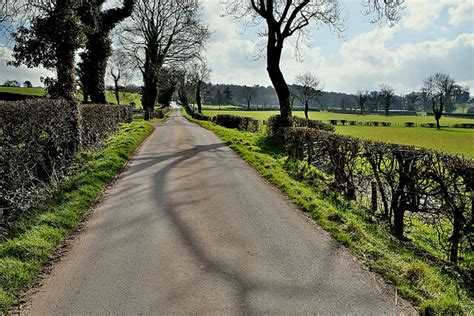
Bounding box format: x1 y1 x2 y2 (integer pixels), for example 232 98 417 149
108 50 132 105
422 73 459 129
189 60 211 113
241 85 256 110
379 83 395 116
363 0 405 25
0 0 12 25
227 0 404 129
121 0 209 120
294 72 323 119
355 90 369 115
227 1 343 127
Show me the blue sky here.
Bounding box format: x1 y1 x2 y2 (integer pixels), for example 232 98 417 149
202 0 474 94
1 0 473 94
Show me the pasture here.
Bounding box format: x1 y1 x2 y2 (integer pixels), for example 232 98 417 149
0 87 142 107
202 109 474 158
0 86 45 96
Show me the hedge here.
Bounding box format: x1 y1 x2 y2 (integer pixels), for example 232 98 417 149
0 100 133 230
154 106 170 119
267 114 335 137
284 127 474 266
212 114 259 132
80 104 133 150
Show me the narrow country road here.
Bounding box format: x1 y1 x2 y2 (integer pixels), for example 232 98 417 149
25 108 414 315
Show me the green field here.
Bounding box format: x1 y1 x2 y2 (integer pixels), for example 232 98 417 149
203 109 474 126
0 86 45 96
202 109 474 158
337 126 474 157
0 87 141 107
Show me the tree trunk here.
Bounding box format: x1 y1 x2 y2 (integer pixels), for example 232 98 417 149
141 54 159 121
304 101 309 119
56 33 81 155
449 211 463 263
436 117 440 129
196 82 202 114
267 41 292 128
393 208 405 239
114 78 120 105
247 101 250 110
83 33 108 104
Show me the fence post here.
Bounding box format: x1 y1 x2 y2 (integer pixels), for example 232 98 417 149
371 181 378 213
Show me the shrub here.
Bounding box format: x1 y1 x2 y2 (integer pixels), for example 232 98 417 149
266 115 287 137
1 100 131 229
1 100 77 225
80 104 126 150
193 112 210 121
292 116 335 133
267 115 335 137
452 123 474 129
213 114 259 132
283 126 474 265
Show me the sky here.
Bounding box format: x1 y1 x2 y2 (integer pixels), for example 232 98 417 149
1 0 473 95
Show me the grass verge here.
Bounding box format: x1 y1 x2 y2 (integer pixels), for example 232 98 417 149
0 121 154 313
183 110 473 315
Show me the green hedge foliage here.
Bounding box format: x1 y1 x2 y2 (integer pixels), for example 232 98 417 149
266 114 335 137
284 127 474 267
212 114 259 132
0 100 133 230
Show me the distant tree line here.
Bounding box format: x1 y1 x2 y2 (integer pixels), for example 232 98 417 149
198 82 471 114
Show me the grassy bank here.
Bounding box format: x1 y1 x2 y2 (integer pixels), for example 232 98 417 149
184 110 473 314
0 121 154 313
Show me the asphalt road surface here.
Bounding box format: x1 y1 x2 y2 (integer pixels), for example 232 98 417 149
25 109 414 315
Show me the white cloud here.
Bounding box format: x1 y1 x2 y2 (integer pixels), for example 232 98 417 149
318 30 474 93
0 45 52 86
402 0 474 31
448 0 474 25
402 0 444 31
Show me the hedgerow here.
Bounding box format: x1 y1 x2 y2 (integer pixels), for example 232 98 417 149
266 114 335 137
0 100 133 232
284 126 474 268
212 114 259 132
